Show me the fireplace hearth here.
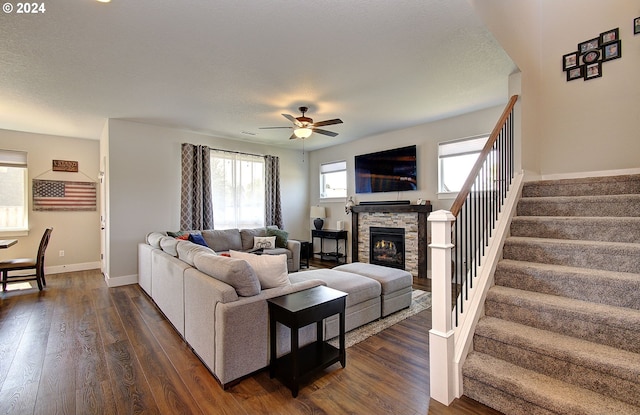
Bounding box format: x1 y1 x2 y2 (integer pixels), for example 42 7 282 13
370 227 405 270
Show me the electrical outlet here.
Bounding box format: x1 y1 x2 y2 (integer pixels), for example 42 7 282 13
59 250 64 257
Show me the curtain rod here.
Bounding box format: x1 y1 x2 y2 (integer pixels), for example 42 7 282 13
211 148 268 158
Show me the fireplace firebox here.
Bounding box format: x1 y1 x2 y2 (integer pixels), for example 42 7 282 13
369 227 405 270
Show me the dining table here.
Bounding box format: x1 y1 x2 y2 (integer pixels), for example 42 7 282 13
0 239 18 249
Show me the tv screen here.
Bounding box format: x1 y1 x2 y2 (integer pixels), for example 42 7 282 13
355 145 417 194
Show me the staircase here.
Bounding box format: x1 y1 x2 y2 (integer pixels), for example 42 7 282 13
462 174 640 414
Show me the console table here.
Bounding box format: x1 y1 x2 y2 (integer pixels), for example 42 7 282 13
268 285 347 397
311 229 348 264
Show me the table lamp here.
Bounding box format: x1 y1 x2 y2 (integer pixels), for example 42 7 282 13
310 206 326 230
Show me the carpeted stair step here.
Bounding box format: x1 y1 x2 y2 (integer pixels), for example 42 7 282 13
517 194 640 217
463 352 640 415
511 216 640 243
494 259 640 310
484 286 640 353
522 174 640 198
503 237 640 274
473 317 640 407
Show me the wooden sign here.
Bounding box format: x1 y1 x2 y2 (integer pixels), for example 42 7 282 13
52 160 78 172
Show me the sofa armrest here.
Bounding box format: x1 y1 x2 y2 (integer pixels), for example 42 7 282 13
183 267 239 374
286 239 301 272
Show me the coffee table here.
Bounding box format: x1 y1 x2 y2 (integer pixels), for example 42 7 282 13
268 285 347 397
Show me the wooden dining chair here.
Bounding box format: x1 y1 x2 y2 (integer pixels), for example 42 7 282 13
0 227 53 292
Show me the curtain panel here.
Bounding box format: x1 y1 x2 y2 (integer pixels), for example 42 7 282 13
180 143 214 230
264 155 283 229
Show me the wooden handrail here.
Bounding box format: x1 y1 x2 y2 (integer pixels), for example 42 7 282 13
450 95 519 217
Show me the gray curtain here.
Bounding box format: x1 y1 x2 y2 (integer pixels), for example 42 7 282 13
264 155 283 229
180 143 214 230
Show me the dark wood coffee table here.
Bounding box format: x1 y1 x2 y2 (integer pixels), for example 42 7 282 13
268 285 347 397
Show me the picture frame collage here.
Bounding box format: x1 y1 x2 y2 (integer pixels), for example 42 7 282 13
562 27 622 81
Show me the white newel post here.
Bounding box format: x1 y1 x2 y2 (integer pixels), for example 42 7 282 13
428 210 456 405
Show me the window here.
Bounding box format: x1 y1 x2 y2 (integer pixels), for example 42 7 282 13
320 161 347 199
210 150 265 230
0 150 28 234
438 136 489 193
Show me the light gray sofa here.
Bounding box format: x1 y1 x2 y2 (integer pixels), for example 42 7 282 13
137 230 412 388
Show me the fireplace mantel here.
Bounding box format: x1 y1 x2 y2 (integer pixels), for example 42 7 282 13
351 203 432 278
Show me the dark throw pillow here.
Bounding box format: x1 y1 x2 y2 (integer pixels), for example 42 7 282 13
189 233 209 247
266 228 288 248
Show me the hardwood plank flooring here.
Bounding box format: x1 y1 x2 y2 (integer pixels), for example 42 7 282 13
0 268 502 415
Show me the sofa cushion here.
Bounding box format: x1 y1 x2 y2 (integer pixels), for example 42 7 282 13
240 228 267 250
253 236 276 250
201 229 243 252
291 269 381 308
177 240 215 266
266 228 288 248
229 250 290 289
262 247 291 259
160 236 181 256
193 252 261 297
146 232 167 248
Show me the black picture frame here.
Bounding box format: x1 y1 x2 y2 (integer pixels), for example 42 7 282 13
602 40 621 62
599 28 619 45
566 66 584 81
581 49 600 65
634 17 640 35
584 62 602 80
578 37 599 54
562 51 579 70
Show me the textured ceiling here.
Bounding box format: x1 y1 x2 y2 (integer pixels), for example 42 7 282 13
0 0 516 150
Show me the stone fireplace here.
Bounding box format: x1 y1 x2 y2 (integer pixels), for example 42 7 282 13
370 227 405 269
351 203 432 278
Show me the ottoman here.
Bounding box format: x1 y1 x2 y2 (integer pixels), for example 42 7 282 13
334 262 412 317
290 269 381 339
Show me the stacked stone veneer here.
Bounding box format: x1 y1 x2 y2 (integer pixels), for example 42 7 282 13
357 212 419 277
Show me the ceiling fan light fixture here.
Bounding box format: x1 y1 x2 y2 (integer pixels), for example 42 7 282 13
294 127 313 139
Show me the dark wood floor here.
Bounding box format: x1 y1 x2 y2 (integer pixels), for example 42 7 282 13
0 265 501 415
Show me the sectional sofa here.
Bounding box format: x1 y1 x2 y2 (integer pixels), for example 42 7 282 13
138 228 413 388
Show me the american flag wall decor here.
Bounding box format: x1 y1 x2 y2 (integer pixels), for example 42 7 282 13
32 179 97 211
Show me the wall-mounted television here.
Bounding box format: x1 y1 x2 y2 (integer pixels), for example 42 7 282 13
355 145 417 194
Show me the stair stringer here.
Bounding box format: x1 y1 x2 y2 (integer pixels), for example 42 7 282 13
452 171 524 398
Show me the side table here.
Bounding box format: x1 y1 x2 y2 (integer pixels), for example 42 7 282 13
268 285 347 397
311 229 348 264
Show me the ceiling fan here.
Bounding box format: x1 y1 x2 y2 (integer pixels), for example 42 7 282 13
260 106 343 139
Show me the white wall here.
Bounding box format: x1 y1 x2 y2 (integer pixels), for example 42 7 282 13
103 119 308 284
0 129 101 271
472 0 640 177
308 105 506 261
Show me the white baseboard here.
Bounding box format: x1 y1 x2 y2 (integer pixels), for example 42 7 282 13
46 261 102 275
104 272 138 287
540 167 640 181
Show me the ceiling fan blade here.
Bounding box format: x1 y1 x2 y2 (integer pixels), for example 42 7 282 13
282 114 302 127
313 118 343 127
313 128 338 137
289 133 297 140
259 126 292 129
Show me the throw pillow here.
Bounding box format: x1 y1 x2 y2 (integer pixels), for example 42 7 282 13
253 236 276 250
189 233 209 247
176 233 189 240
266 228 288 248
229 250 290 289
193 252 261 297
167 231 187 238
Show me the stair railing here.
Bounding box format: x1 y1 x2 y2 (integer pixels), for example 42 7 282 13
429 95 520 405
